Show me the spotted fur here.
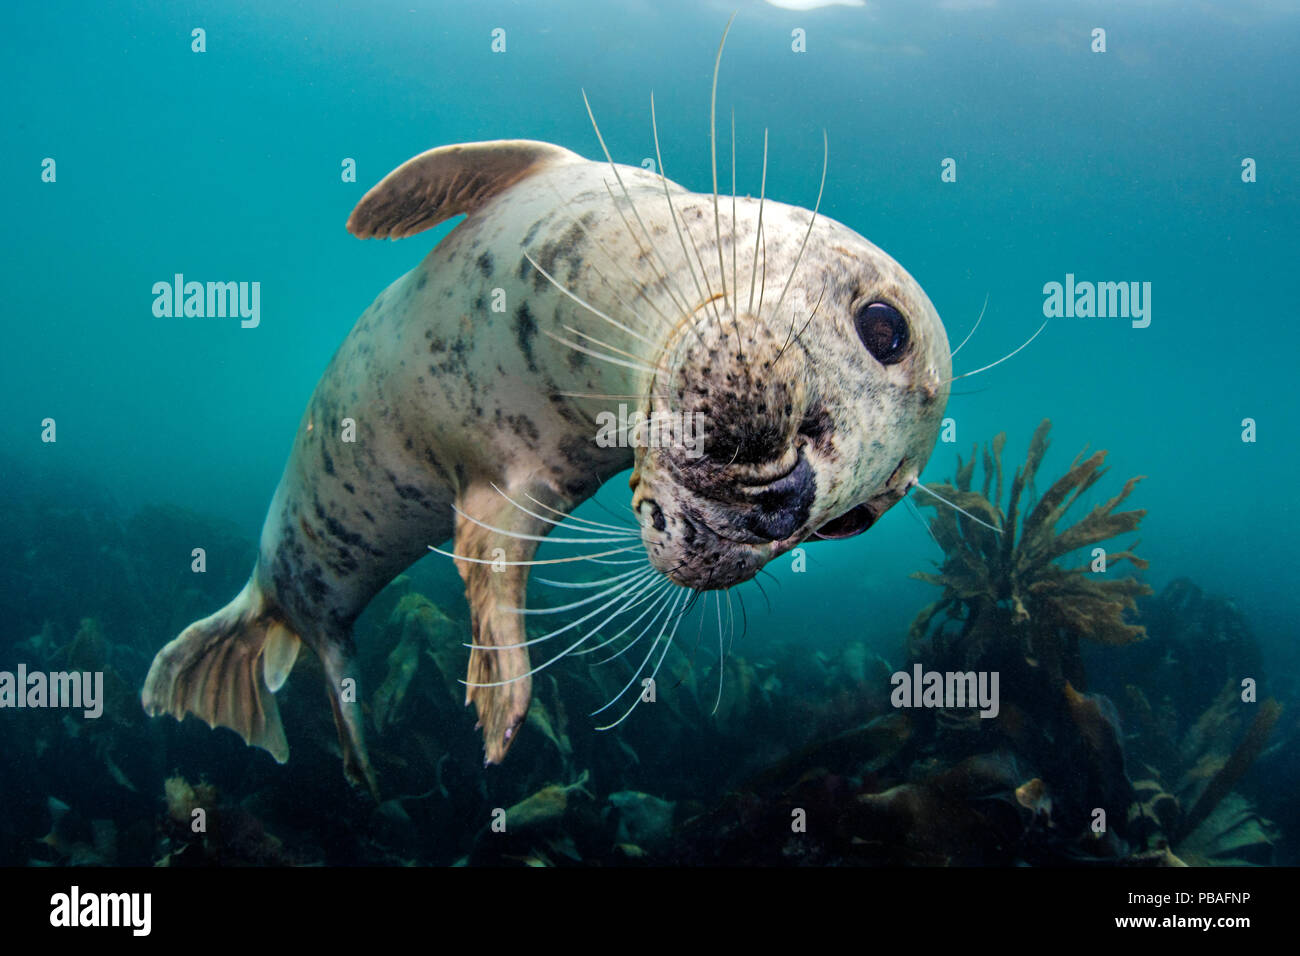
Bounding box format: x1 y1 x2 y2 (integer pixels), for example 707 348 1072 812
142 140 950 793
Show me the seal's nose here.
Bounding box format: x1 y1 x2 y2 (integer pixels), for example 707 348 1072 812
737 454 816 541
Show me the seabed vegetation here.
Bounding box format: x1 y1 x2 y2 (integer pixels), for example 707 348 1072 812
0 425 1290 866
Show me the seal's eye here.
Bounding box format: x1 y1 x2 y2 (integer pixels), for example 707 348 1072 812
854 302 909 365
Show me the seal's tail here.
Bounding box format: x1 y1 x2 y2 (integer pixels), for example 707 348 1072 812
142 579 303 770
143 576 381 799
142 580 379 797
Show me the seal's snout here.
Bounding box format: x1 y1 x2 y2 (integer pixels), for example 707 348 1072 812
666 311 807 470
627 310 828 590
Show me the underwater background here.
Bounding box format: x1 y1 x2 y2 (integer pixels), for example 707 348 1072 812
2 0 1297 866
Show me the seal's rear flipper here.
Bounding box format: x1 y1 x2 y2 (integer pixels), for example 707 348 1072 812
141 580 301 764
346 140 580 240
142 583 380 798
318 641 379 799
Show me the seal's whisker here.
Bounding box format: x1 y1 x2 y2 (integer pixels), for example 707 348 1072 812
726 587 738 654
751 574 773 614
522 252 660 351
599 179 695 322
543 179 678 335
466 566 664 654
731 108 739 335
712 591 726 715
583 89 701 325
592 590 691 723
911 482 1003 533
737 589 750 647
766 129 828 333
558 236 668 341
450 503 638 543
944 318 1049 384
591 578 684 667
487 482 631 537
574 577 677 658
774 279 827 366
679 585 707 617
504 566 659 616
747 128 769 318
429 543 643 567
949 292 989 358
650 92 724 342
541 328 659 376
500 572 658 617
560 324 654 365
592 590 691 712
553 391 672 401
709 13 737 336
534 565 652 589
675 590 709 689
588 491 641 526
904 495 943 547
678 214 729 333
522 491 639 533
464 579 675 692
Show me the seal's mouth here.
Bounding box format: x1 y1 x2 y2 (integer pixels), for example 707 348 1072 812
812 503 876 539
811 456 912 539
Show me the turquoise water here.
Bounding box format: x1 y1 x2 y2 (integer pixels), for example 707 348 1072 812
3 0 1297 866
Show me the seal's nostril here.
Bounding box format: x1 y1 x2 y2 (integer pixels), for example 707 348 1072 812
740 509 800 542
738 454 815 541
645 500 666 532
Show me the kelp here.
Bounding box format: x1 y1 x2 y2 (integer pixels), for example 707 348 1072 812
911 420 1151 674
1178 695 1282 843
526 679 576 775
371 592 462 733
1119 579 1264 741
898 421 1156 855
498 769 593 833
1121 683 1282 865
155 775 297 866
1176 793 1278 866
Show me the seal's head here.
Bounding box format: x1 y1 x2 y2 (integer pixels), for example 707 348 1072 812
630 210 950 590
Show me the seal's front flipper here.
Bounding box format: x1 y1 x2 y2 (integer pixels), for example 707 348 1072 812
346 140 581 240
452 482 552 764
142 580 301 765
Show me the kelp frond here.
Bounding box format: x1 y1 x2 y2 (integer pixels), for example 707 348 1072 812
911 419 1151 648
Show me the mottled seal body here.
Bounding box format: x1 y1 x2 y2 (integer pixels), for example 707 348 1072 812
142 139 951 792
